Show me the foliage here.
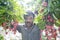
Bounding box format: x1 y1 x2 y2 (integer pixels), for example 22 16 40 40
0 0 25 25
49 0 60 26
9 0 25 22
0 0 12 25
36 14 46 30
36 0 60 30
0 34 4 40
35 0 48 30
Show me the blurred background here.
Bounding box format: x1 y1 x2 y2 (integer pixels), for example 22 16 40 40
0 0 60 40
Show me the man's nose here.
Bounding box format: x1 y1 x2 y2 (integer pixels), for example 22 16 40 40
27 20 30 22
26 19 30 22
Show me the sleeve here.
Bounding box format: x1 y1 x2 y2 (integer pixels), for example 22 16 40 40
17 25 22 33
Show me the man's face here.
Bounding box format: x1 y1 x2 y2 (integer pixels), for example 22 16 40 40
25 16 34 27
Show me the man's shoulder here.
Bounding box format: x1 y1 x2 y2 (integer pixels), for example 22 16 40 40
34 24 39 28
33 24 40 30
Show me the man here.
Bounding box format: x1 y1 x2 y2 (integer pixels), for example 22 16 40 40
17 11 40 40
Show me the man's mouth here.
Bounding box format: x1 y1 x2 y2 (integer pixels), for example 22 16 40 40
26 22 31 24
26 22 31 25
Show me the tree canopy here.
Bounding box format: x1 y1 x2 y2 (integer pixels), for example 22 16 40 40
0 0 25 25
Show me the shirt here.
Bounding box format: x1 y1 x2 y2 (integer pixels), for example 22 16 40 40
17 24 40 40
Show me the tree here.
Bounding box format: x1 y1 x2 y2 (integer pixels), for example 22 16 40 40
49 0 60 27
0 0 25 25
36 0 60 30
35 0 48 30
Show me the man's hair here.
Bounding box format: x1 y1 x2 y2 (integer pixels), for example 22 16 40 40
24 11 35 19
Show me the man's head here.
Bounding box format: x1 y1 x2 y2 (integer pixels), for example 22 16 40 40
24 11 35 27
